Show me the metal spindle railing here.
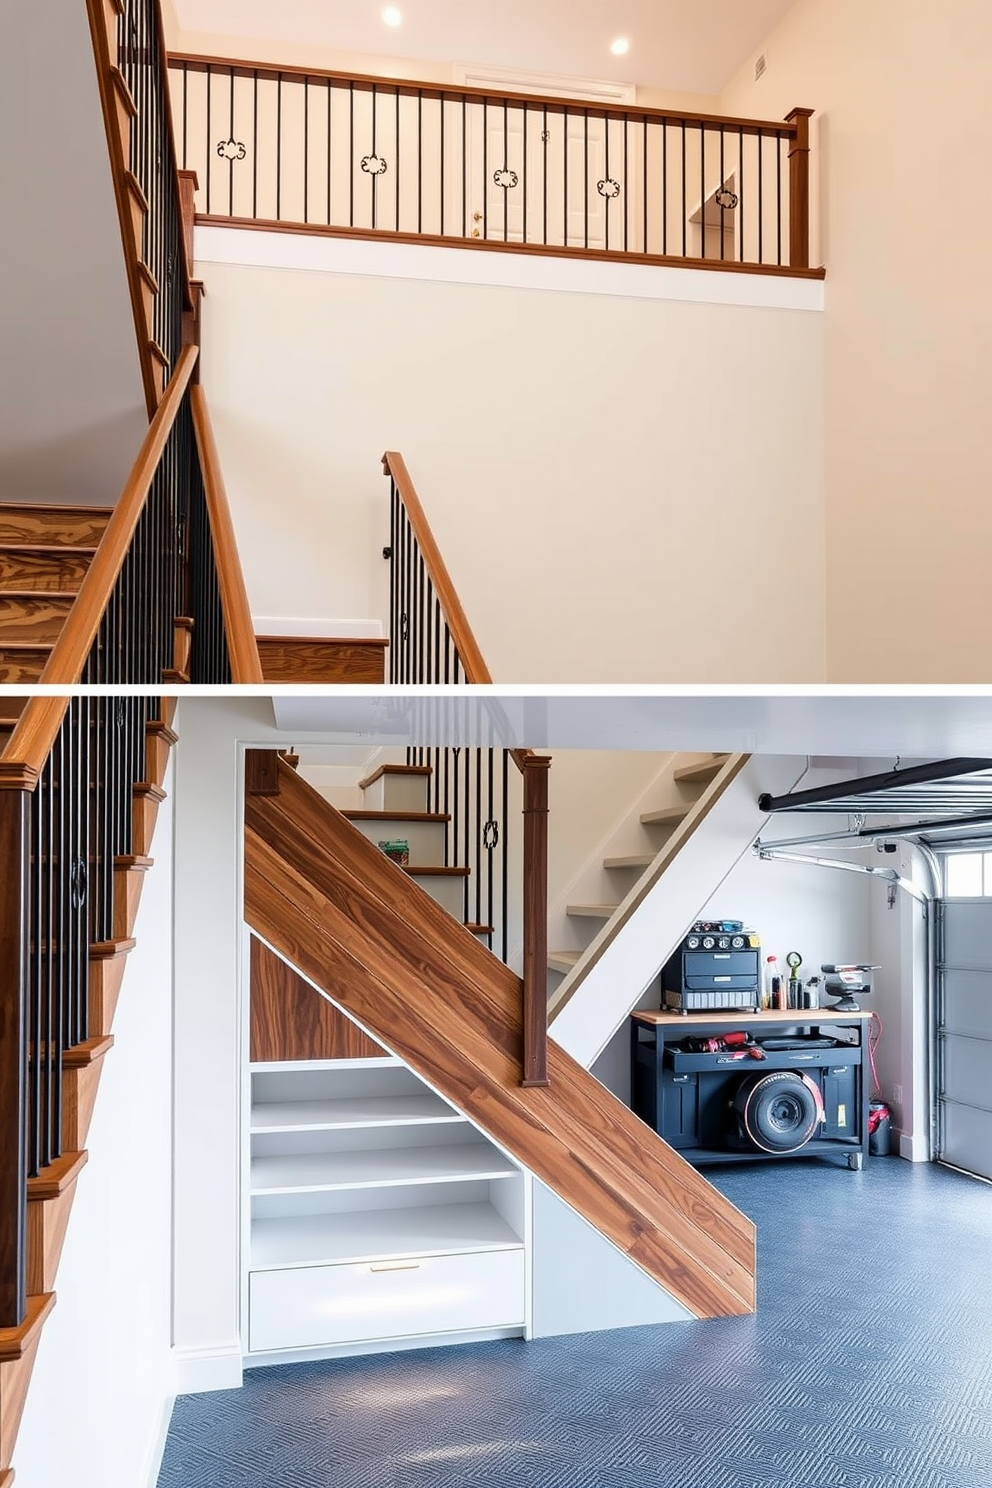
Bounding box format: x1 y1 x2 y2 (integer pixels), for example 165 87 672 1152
170 56 817 274
75 365 233 685
0 695 160 1330
118 0 185 377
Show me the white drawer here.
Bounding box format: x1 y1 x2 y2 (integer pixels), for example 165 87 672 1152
249 1248 525 1352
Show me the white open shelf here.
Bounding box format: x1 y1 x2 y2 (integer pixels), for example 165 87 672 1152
251 1201 522 1270
250 1093 465 1133
250 1142 518 1195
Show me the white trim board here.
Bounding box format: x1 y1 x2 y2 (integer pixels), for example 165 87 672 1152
194 225 824 313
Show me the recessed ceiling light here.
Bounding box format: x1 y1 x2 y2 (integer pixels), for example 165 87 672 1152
610 37 630 56
382 5 402 25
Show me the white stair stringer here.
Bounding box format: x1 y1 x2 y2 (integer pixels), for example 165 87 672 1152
549 753 809 1071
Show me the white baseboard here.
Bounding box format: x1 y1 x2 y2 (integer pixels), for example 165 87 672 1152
172 1342 245 1394
897 1128 930 1162
141 1391 177 1488
254 616 384 638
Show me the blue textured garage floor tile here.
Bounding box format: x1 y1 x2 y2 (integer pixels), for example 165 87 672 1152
158 1159 992 1488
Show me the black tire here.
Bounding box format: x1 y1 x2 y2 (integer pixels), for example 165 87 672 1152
734 1071 822 1154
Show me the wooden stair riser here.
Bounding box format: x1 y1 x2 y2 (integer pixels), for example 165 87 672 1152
0 507 111 547
26 1179 81 1296
256 636 388 685
61 1049 112 1152
108 67 136 158
100 0 123 65
0 648 50 683
0 549 94 594
406 869 468 919
132 784 166 858
146 721 178 788
124 172 149 261
1 1333 43 1471
88 943 134 1038
360 767 431 815
341 815 448 867
112 863 151 942
136 261 158 340
0 596 74 645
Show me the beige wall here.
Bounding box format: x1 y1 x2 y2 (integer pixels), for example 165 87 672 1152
197 253 824 681
720 0 992 682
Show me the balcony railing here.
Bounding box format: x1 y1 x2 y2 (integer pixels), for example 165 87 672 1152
169 54 820 276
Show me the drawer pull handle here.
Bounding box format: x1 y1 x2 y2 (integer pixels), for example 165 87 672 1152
370 1261 422 1273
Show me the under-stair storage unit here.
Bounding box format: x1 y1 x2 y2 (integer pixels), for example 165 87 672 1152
246 1057 528 1357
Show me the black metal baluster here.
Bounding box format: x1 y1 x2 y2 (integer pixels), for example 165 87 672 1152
482 99 487 239
474 749 482 928
777 130 783 266
500 749 509 963
276 72 282 220
522 105 528 243
719 127 726 259
229 66 236 216
303 74 309 223
542 105 548 243
563 108 568 244
681 121 687 256
461 95 466 238
462 747 470 923
486 749 495 947
371 83 378 230
584 108 589 249
623 115 629 252
739 126 745 263
349 82 354 226
758 131 764 263
439 93 445 236
252 70 258 219
604 110 610 250
503 98 509 242
700 126 706 259
205 63 211 211
394 86 400 230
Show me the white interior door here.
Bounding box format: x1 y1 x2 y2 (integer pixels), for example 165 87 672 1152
935 898 992 1180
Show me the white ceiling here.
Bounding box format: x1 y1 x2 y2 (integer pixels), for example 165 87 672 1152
173 0 797 95
262 692 992 760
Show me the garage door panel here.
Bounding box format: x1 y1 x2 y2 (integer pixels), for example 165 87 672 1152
941 1034 992 1116
941 1101 992 1182
943 970 992 1038
942 902 992 970
939 897 992 1181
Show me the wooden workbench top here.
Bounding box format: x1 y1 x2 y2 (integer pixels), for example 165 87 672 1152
632 1007 872 1027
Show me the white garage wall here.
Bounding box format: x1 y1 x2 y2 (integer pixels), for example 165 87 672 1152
195 237 824 682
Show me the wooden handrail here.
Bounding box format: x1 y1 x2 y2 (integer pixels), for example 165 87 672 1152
190 386 264 683
37 345 198 686
170 52 802 139
0 700 73 793
382 451 493 684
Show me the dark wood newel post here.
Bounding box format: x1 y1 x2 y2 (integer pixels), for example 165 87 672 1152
0 788 29 1329
521 755 552 1088
245 750 282 796
785 107 814 269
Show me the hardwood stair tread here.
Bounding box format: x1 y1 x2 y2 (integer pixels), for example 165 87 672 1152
343 810 450 823
603 854 655 869
640 804 692 826
0 504 112 547
0 543 98 555
0 1293 56 1364
465 922 495 936
26 1151 87 1201
402 865 470 878
62 1035 115 1069
358 764 432 790
566 903 620 919
673 754 731 784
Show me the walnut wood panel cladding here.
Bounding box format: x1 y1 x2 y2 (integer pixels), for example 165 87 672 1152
250 936 385 1062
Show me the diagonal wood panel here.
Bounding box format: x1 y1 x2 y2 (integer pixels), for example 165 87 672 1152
245 761 756 1318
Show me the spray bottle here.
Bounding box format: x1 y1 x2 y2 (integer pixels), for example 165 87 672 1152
763 954 778 1012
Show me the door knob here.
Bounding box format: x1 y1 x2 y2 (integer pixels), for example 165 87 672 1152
473 212 483 222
